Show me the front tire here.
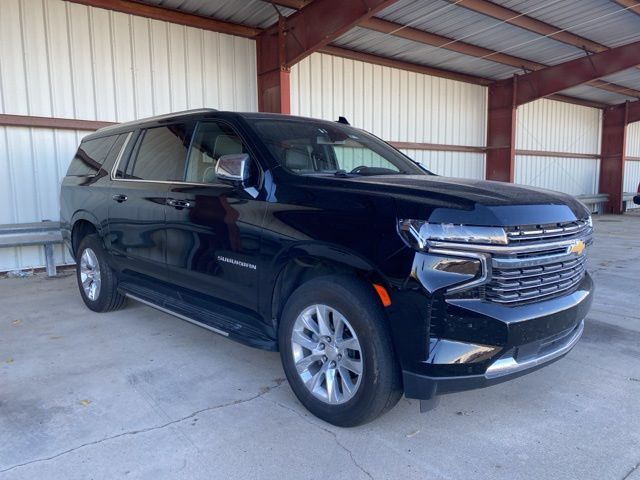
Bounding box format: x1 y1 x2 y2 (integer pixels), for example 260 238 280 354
76 234 125 312
279 275 402 427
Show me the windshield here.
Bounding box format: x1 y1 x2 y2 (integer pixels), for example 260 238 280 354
247 118 428 176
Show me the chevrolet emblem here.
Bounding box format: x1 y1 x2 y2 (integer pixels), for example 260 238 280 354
569 240 586 255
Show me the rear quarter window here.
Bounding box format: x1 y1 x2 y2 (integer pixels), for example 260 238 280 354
66 135 121 176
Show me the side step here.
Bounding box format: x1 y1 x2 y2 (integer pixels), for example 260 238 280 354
118 281 277 351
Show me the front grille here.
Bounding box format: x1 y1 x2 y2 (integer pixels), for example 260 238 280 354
485 220 591 305
486 255 586 304
506 219 590 243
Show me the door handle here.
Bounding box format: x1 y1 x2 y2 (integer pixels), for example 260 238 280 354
112 194 128 203
166 198 194 209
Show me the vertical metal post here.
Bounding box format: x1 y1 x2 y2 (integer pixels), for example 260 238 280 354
44 244 57 277
599 102 628 214
486 77 516 182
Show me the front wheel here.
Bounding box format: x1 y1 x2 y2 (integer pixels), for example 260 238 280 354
279 275 402 427
75 234 126 312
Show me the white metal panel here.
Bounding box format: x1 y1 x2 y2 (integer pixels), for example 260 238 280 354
0 0 257 271
516 99 602 154
0 0 257 121
626 122 640 158
515 156 600 196
0 126 85 271
290 52 488 147
402 150 485 179
624 158 640 210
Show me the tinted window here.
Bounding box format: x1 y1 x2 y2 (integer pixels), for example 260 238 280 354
101 134 127 172
184 122 246 184
66 135 119 176
129 125 191 181
247 119 426 176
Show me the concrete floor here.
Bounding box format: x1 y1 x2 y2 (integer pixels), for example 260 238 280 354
1 214 639 480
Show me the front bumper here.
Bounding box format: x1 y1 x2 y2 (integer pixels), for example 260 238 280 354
397 273 593 400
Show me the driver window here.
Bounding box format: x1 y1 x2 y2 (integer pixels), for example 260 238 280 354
184 122 246 184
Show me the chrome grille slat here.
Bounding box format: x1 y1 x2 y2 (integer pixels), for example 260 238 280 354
506 220 591 243
485 220 590 305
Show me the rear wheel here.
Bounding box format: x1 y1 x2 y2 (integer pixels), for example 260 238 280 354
76 234 125 312
279 275 402 427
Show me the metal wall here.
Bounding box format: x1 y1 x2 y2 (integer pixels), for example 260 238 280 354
515 99 602 195
624 122 640 208
290 52 487 179
0 0 257 271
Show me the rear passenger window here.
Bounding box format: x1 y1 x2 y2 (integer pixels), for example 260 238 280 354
128 125 192 181
184 122 246 184
66 135 119 176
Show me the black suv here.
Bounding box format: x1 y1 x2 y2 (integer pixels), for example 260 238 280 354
60 109 593 426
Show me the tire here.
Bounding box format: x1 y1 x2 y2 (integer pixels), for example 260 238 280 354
279 275 402 427
75 234 126 313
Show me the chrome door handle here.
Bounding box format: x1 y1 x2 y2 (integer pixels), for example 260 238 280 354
112 194 128 203
166 199 193 209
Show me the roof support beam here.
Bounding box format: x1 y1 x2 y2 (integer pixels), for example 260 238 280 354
65 0 260 38
613 0 640 16
512 40 640 106
256 0 399 112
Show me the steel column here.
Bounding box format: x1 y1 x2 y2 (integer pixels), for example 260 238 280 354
599 103 628 214
486 78 516 182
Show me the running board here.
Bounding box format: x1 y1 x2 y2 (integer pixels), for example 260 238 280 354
125 292 229 338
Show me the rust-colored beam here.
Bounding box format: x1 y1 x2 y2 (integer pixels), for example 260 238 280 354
266 0 313 9
451 0 608 53
513 40 640 106
65 0 260 38
360 17 543 70
486 78 516 182
360 17 640 99
319 45 491 85
628 98 640 124
599 102 629 213
256 0 399 112
0 114 115 131
613 0 640 16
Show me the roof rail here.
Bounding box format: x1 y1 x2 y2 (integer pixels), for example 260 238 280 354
96 108 219 133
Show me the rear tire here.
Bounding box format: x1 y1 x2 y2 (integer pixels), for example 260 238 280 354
279 275 402 427
76 234 126 312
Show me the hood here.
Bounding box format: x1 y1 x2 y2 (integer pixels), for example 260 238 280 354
319 175 591 226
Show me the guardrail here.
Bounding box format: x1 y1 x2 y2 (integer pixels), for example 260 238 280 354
576 194 609 214
0 221 64 277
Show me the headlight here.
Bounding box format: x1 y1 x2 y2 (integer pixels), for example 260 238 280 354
586 215 593 228
398 220 508 251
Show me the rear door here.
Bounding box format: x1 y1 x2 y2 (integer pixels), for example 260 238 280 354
164 120 266 311
107 123 194 282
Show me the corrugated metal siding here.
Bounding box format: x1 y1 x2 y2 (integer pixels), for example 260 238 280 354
0 0 257 271
515 156 600 196
401 150 485 179
625 122 640 208
516 99 602 154
290 52 487 176
291 53 487 145
515 99 602 195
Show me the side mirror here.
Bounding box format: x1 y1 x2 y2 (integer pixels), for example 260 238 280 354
215 153 251 186
634 194 640 206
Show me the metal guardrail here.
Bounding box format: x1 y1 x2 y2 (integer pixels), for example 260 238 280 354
0 220 63 277
576 194 609 214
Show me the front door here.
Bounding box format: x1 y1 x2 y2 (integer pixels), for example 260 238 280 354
165 121 266 312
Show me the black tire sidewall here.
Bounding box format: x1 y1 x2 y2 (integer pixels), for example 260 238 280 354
76 234 118 312
279 275 401 427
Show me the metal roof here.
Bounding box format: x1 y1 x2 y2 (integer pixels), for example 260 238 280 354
134 0 640 106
